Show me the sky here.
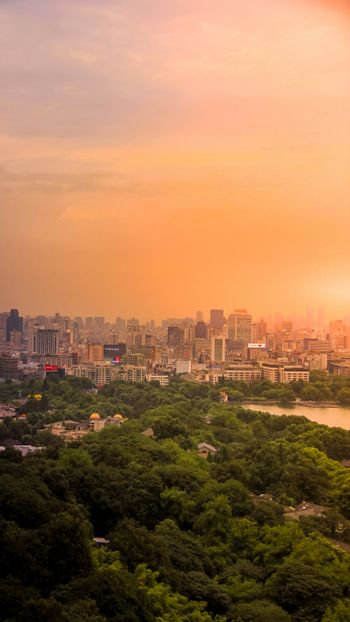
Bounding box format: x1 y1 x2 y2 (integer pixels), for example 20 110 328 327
1 0 349 321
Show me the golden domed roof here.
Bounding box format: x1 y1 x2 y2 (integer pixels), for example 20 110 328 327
89 413 101 420
113 413 124 420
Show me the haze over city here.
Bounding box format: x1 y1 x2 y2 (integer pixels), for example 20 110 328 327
1 3 350 620
1 0 349 320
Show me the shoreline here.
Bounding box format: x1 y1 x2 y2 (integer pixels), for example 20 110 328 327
242 400 343 409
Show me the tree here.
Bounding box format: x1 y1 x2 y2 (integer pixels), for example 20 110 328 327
322 599 350 622
194 495 232 540
231 599 291 622
266 560 340 620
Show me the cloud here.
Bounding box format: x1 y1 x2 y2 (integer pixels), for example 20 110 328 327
0 164 125 194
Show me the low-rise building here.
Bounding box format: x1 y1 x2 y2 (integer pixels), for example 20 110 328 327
176 360 192 374
118 365 146 383
67 363 121 385
208 365 262 384
300 353 328 371
261 362 309 383
146 374 169 385
197 442 218 458
0 444 42 456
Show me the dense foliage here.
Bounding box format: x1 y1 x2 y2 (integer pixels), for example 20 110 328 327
1 377 350 621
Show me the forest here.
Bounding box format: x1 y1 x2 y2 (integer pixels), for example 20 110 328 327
1 376 350 621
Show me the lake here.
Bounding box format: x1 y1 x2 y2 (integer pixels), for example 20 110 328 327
244 403 350 430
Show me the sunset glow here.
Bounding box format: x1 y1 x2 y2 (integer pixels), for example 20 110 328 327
1 0 349 319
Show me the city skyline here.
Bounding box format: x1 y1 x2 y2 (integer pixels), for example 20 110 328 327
1 304 348 328
1 0 350 319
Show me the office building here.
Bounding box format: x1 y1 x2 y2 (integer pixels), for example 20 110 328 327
261 362 309 383
87 344 104 363
10 331 22 348
85 317 94 330
329 320 346 350
0 356 20 380
115 317 126 340
146 374 169 385
168 326 184 346
71 322 80 344
211 336 226 363
303 338 331 353
301 353 328 371
176 360 192 374
68 363 117 385
6 309 23 342
123 352 145 366
252 318 267 342
209 365 262 384
118 365 146 383
94 317 105 332
210 309 225 331
228 310 252 344
33 329 59 355
195 321 208 339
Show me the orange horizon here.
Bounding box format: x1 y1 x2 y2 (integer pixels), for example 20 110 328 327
1 0 349 320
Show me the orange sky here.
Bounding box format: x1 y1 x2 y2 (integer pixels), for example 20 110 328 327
1 0 349 321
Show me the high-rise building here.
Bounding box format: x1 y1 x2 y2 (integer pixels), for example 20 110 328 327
145 333 155 347
10 331 22 348
94 317 105 332
0 356 20 380
251 318 267 342
317 307 326 330
196 311 204 322
33 328 59 355
168 326 184 346
115 317 127 340
87 344 104 363
195 321 208 339
73 322 80 343
74 316 84 329
6 309 23 342
85 317 94 330
127 317 140 328
329 320 346 350
211 336 226 363
228 310 252 344
0 313 9 342
194 338 211 362
210 309 224 331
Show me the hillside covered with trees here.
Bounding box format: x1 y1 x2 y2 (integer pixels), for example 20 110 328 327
1 377 350 621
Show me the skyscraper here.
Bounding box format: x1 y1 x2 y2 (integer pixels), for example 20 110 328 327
33 328 59 355
228 310 252 344
210 309 224 331
329 320 346 350
85 317 94 330
115 317 127 340
6 309 23 342
94 317 105 332
211 336 226 363
195 321 208 339
167 326 184 346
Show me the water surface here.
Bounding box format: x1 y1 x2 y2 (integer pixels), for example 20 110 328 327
244 404 350 430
